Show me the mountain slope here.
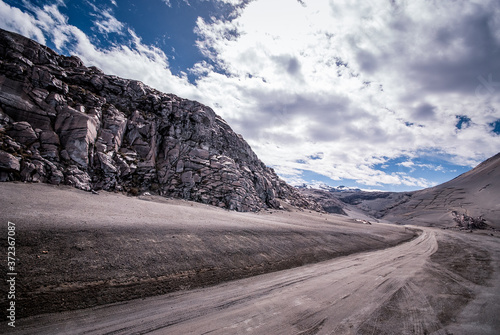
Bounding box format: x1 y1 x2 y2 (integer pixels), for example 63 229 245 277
300 153 500 229
381 153 500 229
0 28 319 212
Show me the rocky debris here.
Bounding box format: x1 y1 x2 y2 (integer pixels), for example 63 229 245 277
452 211 489 230
355 219 372 225
0 28 320 212
0 150 20 181
298 187 347 215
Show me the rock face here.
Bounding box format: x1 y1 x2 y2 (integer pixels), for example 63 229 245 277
297 187 347 215
0 29 319 212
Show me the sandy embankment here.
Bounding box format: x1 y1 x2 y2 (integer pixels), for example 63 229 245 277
6 226 500 334
0 182 417 318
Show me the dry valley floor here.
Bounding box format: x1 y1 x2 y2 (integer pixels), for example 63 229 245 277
1 182 499 334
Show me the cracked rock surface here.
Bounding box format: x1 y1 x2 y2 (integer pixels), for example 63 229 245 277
0 28 320 212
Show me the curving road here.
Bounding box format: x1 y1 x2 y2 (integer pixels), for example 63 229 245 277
8 228 500 334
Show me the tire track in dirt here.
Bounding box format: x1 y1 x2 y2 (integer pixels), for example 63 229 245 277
6 229 499 335
356 230 497 335
8 230 441 335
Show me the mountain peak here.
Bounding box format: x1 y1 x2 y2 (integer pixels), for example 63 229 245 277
0 28 320 212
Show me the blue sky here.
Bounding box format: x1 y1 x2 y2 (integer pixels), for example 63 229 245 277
1 0 499 191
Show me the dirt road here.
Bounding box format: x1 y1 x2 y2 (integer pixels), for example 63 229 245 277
8 228 499 334
0 183 417 319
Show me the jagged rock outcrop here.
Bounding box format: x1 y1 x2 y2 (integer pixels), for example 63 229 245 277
0 28 320 212
297 187 347 215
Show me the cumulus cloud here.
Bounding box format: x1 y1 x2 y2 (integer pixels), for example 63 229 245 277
192 0 500 187
0 1 46 44
1 0 499 189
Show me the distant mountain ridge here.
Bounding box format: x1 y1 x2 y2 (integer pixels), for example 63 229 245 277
301 153 500 229
0 28 320 212
297 183 362 193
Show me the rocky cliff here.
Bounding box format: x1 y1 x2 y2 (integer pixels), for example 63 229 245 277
0 29 319 212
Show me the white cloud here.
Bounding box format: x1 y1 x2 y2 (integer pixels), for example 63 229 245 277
0 1 46 44
191 0 500 187
1 0 499 190
94 10 124 35
399 161 415 169
214 0 247 5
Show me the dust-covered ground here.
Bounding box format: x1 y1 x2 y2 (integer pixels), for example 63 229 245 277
1 182 499 334
0 182 415 319
5 227 500 335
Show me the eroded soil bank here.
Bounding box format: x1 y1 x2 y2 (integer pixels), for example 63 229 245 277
5 227 499 334
0 182 417 318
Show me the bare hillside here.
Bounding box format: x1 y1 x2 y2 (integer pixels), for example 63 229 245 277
382 153 500 229
301 153 500 230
